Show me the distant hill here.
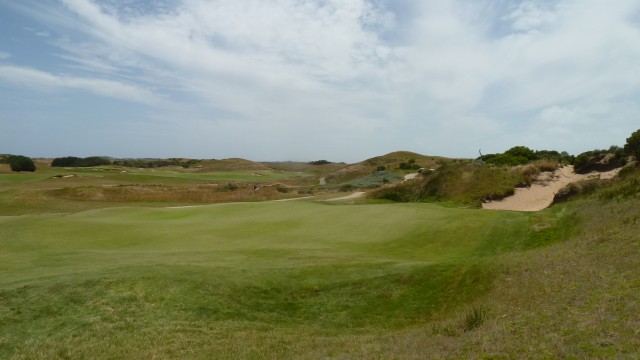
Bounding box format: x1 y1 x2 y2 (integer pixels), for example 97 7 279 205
263 161 348 173
190 158 273 171
325 151 452 184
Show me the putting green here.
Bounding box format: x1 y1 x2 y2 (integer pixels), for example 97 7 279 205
0 201 541 358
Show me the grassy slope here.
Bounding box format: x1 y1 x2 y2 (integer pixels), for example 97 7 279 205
0 201 540 359
1 163 638 359
325 151 448 185
371 160 561 207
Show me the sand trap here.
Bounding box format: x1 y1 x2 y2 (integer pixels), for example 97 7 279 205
482 165 620 212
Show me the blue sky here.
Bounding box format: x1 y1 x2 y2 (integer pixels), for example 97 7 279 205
1 0 640 162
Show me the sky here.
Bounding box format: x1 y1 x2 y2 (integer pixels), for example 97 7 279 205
1 0 640 162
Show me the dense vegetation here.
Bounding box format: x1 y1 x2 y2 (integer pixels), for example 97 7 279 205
624 129 640 163
573 146 627 173
4 155 36 172
112 158 201 168
50 156 204 168
308 160 332 165
479 146 574 166
52 156 112 167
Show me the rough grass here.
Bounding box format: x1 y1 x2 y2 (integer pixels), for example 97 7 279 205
0 166 314 215
337 170 403 189
371 160 561 206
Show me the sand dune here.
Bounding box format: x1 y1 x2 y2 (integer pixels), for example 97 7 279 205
482 165 620 212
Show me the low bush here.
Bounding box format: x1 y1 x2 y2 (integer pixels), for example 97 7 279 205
574 147 627 174
308 160 331 165
7 155 36 172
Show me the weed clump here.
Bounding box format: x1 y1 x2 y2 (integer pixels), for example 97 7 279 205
463 307 486 331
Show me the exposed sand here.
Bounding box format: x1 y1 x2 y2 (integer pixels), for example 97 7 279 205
403 173 418 182
482 165 620 212
324 191 365 201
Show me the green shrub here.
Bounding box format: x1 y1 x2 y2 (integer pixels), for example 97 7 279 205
574 148 626 174
624 129 640 163
480 147 573 166
505 146 535 160
8 155 36 172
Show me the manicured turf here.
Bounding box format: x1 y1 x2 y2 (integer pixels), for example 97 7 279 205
0 200 541 358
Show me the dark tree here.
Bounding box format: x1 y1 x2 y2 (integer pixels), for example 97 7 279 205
8 155 36 172
308 160 331 165
625 129 640 164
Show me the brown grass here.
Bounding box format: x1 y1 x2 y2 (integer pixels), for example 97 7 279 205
45 183 298 203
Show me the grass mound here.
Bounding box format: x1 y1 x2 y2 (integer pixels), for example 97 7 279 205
371 160 560 206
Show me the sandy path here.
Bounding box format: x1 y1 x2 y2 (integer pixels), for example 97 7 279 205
324 192 365 201
482 166 620 212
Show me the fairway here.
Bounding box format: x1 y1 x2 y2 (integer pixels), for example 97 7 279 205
0 200 539 358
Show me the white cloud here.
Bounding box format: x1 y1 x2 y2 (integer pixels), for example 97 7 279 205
0 51 10 60
0 65 160 105
2 0 640 160
504 1 559 32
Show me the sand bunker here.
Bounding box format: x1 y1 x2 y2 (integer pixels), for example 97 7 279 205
482 165 620 212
